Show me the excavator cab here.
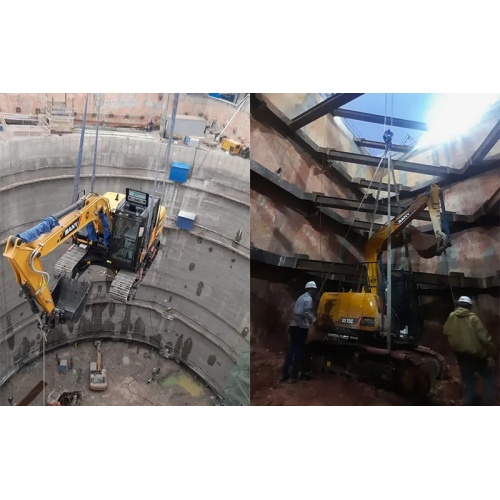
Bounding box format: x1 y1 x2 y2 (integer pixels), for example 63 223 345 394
109 189 160 272
382 269 424 346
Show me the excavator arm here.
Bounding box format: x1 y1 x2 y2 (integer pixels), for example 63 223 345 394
364 184 451 294
3 193 112 328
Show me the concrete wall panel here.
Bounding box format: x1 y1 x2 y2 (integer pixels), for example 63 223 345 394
0 133 249 396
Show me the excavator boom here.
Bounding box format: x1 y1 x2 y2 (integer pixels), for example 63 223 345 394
3 193 112 325
364 184 450 294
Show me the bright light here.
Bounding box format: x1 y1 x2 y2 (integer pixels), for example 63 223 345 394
418 93 500 148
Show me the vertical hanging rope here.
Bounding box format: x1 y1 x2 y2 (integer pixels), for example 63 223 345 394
386 139 392 351
42 332 46 406
90 94 102 193
71 94 89 204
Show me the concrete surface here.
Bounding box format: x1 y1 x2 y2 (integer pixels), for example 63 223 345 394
0 131 250 400
0 340 215 406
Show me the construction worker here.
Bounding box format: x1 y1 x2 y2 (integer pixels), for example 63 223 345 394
8 396 13 406
280 281 318 383
443 296 496 405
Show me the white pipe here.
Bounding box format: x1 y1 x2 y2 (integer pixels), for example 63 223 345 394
216 94 249 142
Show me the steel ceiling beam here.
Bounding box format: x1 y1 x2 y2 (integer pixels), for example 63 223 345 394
354 138 412 154
333 108 428 131
253 93 499 195
289 94 364 131
251 159 500 233
250 159 380 234
466 120 500 166
358 178 409 192
326 149 450 176
251 247 500 290
312 194 455 222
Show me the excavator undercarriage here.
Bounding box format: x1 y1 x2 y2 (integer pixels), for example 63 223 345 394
307 334 448 401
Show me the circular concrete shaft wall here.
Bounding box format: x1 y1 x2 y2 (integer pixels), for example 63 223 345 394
0 132 250 398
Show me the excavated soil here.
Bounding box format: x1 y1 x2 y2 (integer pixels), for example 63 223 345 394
250 346 492 406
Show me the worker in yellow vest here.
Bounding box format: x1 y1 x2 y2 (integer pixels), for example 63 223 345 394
443 296 496 405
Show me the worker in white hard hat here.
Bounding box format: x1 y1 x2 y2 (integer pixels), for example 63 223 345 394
280 281 318 383
443 296 496 405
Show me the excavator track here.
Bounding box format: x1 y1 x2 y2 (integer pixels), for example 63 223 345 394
109 270 138 303
307 340 447 402
54 245 88 278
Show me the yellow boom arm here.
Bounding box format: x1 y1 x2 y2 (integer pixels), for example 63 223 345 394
364 184 450 294
3 193 112 318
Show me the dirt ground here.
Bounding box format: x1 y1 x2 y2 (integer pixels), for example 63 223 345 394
1 341 217 406
250 346 492 406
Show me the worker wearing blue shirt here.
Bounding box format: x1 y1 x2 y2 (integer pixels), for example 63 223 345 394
281 281 318 383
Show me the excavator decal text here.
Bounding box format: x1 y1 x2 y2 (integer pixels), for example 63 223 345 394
63 218 79 238
397 211 413 225
340 317 355 325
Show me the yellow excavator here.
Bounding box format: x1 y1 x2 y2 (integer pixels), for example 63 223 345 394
90 341 107 391
3 188 166 332
309 183 452 398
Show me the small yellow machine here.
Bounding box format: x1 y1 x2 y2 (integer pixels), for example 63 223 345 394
90 341 107 391
220 138 244 155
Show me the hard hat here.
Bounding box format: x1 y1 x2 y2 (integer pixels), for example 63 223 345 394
305 281 317 289
458 296 472 305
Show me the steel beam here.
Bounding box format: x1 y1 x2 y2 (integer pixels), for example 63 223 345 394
358 178 409 192
354 138 412 154
251 159 500 233
313 194 456 222
289 94 364 131
253 94 500 195
250 160 380 234
333 108 428 131
466 120 500 166
326 149 450 176
251 247 500 290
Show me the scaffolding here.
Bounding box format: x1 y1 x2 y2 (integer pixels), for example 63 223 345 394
222 346 250 406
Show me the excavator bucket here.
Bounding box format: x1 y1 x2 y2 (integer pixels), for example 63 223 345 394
409 226 439 259
52 277 92 323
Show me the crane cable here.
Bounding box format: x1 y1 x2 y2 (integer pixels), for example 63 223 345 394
28 245 48 405
318 94 411 298
317 144 391 296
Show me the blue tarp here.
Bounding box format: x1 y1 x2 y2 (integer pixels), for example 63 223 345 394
16 217 59 243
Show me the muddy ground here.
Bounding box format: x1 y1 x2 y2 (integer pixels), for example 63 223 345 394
251 346 499 406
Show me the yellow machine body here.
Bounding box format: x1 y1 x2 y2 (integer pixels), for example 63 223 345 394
317 290 381 333
221 138 243 155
